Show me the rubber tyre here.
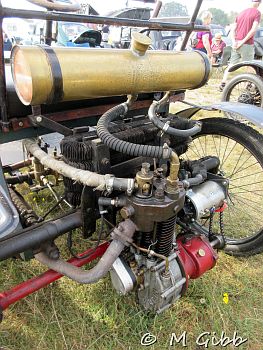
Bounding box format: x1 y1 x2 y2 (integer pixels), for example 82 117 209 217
222 73 263 111
188 118 263 256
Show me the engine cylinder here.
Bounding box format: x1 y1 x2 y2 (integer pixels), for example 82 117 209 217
11 38 210 105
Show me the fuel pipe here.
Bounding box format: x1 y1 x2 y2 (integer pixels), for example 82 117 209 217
96 97 181 188
148 92 202 137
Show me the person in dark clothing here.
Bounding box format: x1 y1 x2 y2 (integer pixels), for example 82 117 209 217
3 31 12 51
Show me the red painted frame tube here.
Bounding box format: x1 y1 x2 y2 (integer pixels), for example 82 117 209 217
0 242 109 311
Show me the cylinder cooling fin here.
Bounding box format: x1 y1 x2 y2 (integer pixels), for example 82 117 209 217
155 216 176 257
60 116 193 206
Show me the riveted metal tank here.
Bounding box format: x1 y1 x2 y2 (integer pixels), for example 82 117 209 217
11 32 210 106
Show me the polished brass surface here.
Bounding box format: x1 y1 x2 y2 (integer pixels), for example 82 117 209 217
135 162 154 197
12 44 210 106
131 32 152 55
167 151 180 189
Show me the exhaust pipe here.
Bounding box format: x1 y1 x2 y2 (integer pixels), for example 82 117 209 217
35 219 136 284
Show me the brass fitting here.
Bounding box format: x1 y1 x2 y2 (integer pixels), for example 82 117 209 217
131 32 152 56
167 151 180 189
135 162 154 197
33 157 45 185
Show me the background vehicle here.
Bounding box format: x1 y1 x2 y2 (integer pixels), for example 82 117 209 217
107 7 151 48
221 60 263 114
148 16 189 50
107 10 187 50
0 0 263 320
220 27 263 112
56 22 102 47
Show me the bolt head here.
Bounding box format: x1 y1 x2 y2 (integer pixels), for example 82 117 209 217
198 249 206 257
141 162 150 174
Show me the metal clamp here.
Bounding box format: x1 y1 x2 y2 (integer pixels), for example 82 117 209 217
162 121 170 132
162 143 171 159
105 176 114 194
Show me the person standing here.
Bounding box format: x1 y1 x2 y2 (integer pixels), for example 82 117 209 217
219 0 262 91
194 11 213 59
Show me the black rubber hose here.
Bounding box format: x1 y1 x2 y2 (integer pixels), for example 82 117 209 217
148 103 202 137
0 212 82 261
97 104 172 159
183 174 203 187
6 173 33 185
201 157 220 171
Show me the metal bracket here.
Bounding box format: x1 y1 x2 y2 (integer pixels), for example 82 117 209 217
91 138 111 174
29 105 73 136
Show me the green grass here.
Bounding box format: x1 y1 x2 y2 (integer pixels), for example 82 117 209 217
0 72 263 350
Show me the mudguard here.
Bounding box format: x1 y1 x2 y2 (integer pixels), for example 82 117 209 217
227 59 263 77
0 185 20 239
175 101 263 129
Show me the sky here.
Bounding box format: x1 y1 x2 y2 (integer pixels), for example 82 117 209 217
1 0 255 15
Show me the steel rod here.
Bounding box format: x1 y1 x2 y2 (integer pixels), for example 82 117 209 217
1 7 208 32
181 0 204 51
0 2 9 132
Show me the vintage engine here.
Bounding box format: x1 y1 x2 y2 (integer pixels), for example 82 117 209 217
109 162 221 313
4 32 228 314
58 116 226 313
110 161 188 313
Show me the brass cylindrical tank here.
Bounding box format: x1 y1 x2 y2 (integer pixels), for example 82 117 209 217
11 35 210 106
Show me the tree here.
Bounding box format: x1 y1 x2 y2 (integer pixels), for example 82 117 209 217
208 8 229 26
228 11 238 24
159 2 188 17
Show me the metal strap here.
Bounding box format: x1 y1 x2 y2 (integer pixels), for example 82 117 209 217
38 45 64 104
162 121 170 132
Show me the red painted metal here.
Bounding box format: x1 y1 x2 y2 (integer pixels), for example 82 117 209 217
176 236 218 279
0 242 109 311
0 235 217 311
215 202 228 213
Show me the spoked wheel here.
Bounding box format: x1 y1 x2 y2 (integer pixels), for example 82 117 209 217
221 73 263 121
182 118 263 256
26 0 81 12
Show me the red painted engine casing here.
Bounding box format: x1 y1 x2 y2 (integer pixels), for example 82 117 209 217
176 235 218 280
